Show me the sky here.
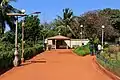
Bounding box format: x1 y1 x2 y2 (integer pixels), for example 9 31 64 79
10 0 120 23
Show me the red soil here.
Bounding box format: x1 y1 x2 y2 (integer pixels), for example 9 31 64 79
0 49 112 80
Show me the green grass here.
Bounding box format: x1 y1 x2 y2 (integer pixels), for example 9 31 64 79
74 44 90 56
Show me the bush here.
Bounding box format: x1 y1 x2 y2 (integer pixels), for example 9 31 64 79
104 44 109 48
74 44 90 56
97 55 120 77
108 46 120 54
0 51 14 70
0 44 43 70
24 44 43 60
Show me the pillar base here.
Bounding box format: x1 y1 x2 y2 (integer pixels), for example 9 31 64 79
21 58 25 63
13 56 19 67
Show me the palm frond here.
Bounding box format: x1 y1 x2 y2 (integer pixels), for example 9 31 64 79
67 25 76 37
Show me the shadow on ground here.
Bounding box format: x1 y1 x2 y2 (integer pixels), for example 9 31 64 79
20 59 47 67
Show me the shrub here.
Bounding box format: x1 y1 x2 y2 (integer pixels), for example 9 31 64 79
0 44 43 71
23 44 43 60
104 44 109 48
0 51 14 70
107 45 120 60
97 55 120 77
74 44 90 56
108 46 120 53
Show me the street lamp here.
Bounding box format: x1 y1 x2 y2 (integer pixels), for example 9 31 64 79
7 10 26 67
21 11 41 63
80 25 83 39
102 25 105 52
21 19 25 63
80 25 83 46
7 10 41 66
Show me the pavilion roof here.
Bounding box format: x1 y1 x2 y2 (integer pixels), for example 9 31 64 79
47 35 70 40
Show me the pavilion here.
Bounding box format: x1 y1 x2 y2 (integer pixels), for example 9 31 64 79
45 34 89 50
46 34 71 50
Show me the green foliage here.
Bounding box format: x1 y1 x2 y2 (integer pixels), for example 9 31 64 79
0 15 44 71
53 8 75 37
0 0 21 34
74 44 90 56
97 54 120 77
51 8 120 41
0 51 14 69
23 44 43 60
0 44 43 70
104 44 109 48
22 15 41 45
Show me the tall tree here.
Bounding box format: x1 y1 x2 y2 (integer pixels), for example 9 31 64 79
99 8 120 32
23 15 40 45
0 0 20 34
55 8 76 37
79 10 119 40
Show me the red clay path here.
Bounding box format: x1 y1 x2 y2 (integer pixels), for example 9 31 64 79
0 49 112 80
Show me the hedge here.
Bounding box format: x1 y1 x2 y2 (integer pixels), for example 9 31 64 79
0 44 43 70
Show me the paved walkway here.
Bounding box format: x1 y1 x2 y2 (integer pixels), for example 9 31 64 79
0 49 111 80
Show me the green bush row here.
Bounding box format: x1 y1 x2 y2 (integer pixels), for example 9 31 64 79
0 51 14 69
74 44 90 56
0 44 43 70
23 44 43 60
97 57 120 77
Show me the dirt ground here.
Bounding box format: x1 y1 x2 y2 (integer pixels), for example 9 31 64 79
0 49 112 80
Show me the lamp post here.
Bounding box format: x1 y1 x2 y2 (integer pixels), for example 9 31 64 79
80 25 83 46
7 11 41 66
102 25 105 52
80 25 83 39
21 19 25 63
21 11 41 63
7 10 26 67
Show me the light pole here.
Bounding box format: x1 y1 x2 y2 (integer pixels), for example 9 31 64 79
21 11 41 63
102 25 105 52
21 19 25 63
7 10 26 67
80 25 83 39
7 11 41 66
80 25 83 45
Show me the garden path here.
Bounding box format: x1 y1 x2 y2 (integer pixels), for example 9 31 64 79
0 49 112 80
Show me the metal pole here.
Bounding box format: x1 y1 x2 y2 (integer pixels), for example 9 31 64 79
81 28 82 39
13 16 19 67
43 25 45 50
102 28 104 51
21 20 25 63
80 25 83 46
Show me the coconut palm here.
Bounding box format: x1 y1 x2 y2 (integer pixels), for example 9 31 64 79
55 8 76 37
0 0 20 34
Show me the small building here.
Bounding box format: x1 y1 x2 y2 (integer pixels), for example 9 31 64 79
45 34 89 50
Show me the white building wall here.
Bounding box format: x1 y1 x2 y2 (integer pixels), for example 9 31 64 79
65 39 89 48
47 39 89 49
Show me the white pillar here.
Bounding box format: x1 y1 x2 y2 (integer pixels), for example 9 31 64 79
70 39 71 49
55 40 56 49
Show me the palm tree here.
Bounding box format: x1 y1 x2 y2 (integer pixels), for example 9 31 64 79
0 0 20 34
56 8 76 37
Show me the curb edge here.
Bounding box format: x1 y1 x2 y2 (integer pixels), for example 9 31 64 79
92 57 120 80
